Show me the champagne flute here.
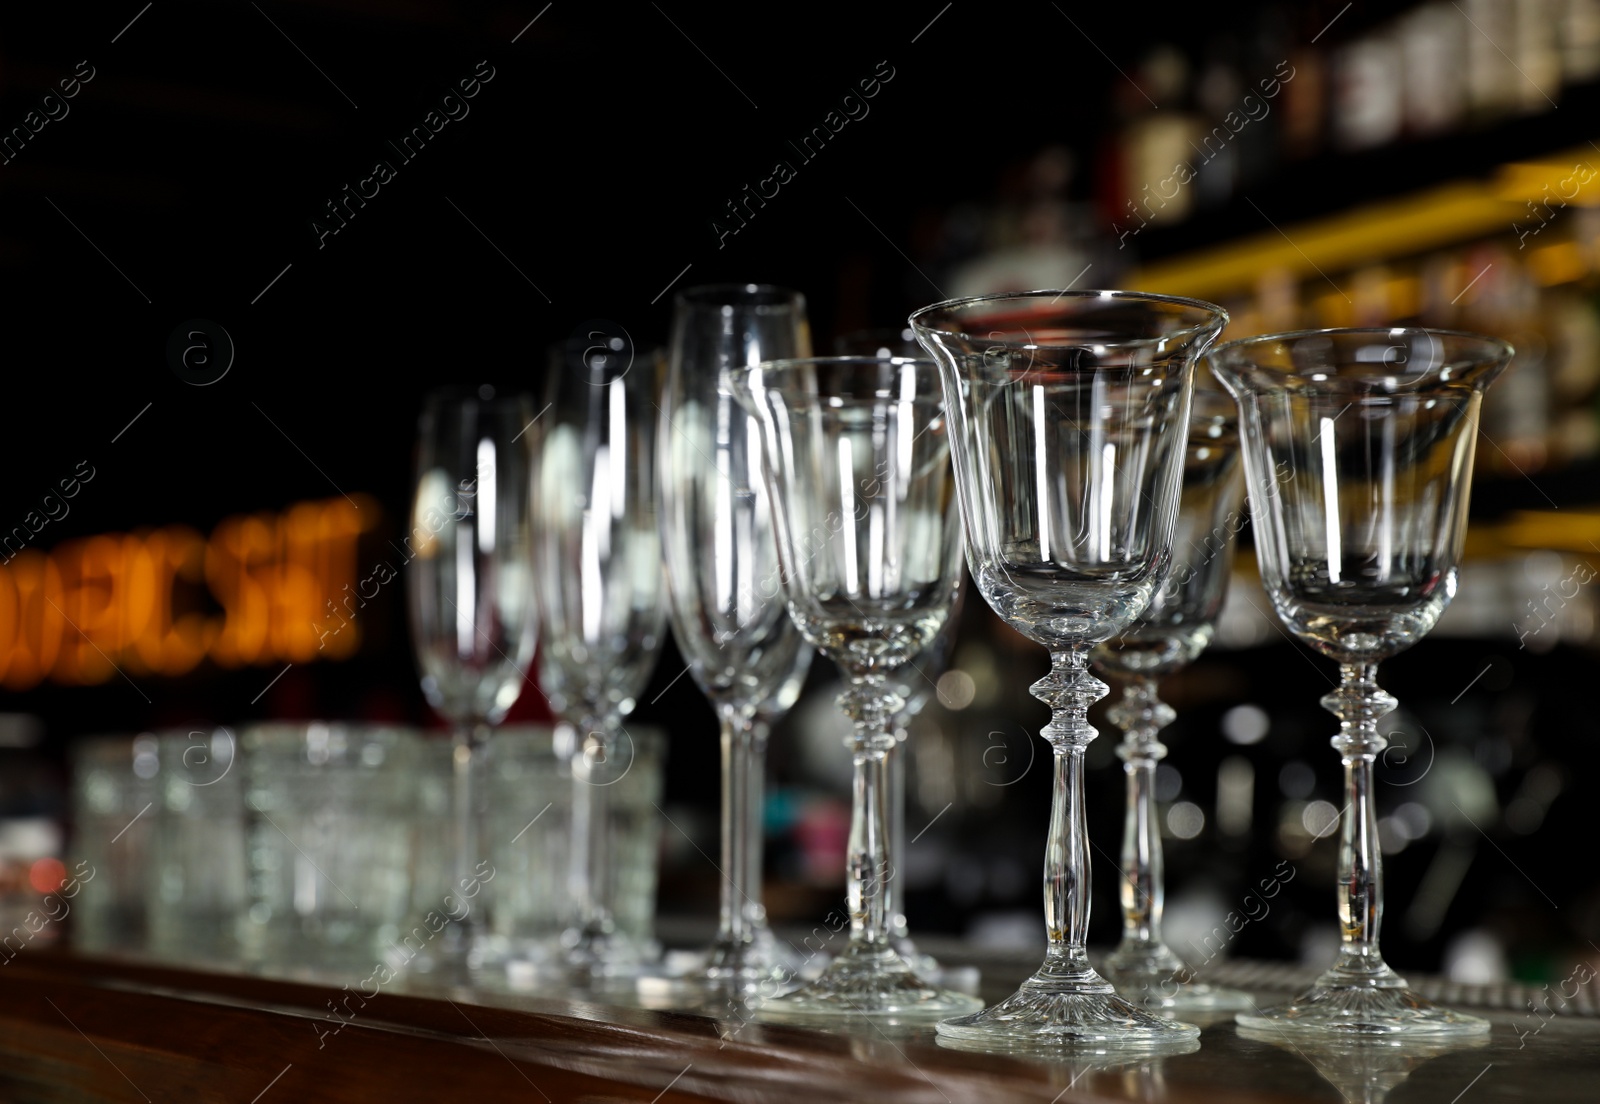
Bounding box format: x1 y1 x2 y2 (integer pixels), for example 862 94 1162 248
534 340 668 977
660 284 812 992
407 387 538 975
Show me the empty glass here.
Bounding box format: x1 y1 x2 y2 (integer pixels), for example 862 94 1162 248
406 388 538 974
912 289 1227 1047
485 725 666 973
660 284 813 992
70 735 160 953
1093 389 1251 1012
736 355 979 1022
533 339 667 975
1211 327 1510 1036
836 325 961 985
148 727 245 965
240 723 418 974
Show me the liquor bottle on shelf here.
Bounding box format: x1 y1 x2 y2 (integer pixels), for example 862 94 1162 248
1560 0 1600 85
1464 0 1523 124
1399 3 1466 139
1333 25 1403 150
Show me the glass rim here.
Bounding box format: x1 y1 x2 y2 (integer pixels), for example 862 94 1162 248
240 722 415 746
908 288 1230 348
1208 325 1514 372
674 282 806 310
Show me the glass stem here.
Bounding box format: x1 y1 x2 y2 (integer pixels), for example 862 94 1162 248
838 675 903 951
1109 674 1175 951
886 727 908 941
714 710 757 956
1032 650 1109 985
450 722 491 943
570 722 616 941
1322 662 1398 981
742 719 770 936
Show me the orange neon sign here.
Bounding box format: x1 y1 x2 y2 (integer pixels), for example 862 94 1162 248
0 497 377 690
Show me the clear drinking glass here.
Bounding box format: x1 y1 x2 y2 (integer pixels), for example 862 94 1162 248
487 725 666 973
533 341 668 976
735 355 980 1022
149 727 245 965
835 326 962 984
406 388 539 974
912 289 1227 1047
240 723 418 974
71 735 161 954
1210 327 1510 1037
660 284 813 992
1092 389 1251 1012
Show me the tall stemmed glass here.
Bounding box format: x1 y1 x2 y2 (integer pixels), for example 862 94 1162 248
1210 328 1510 1036
735 355 980 1021
1092 388 1252 1013
407 388 539 973
534 341 668 976
912 290 1227 1047
834 327 965 982
660 284 812 992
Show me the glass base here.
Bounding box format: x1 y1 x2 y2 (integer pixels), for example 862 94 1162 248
1236 969 1489 1037
1103 942 1253 1014
754 944 983 1023
560 927 658 980
748 917 805 975
892 932 943 981
704 934 806 992
936 967 1199 1048
629 929 810 1008
402 926 510 986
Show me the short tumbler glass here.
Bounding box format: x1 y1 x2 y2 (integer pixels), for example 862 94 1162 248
241 723 419 974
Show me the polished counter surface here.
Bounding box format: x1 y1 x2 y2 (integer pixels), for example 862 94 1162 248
1 948 1593 1102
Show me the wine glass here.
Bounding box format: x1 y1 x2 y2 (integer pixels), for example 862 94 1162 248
660 284 813 992
1092 388 1252 1013
533 339 668 977
407 387 539 975
734 354 979 1022
911 289 1228 1047
835 326 969 986
1209 327 1510 1036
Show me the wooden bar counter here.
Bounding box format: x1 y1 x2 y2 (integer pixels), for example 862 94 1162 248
0 947 1593 1102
